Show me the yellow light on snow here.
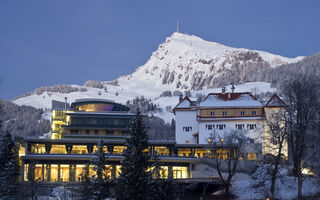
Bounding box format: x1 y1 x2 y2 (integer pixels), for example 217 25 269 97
302 168 314 175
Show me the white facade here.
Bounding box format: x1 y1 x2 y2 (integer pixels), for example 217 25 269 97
175 110 198 144
173 92 288 161
174 94 265 145
198 119 264 144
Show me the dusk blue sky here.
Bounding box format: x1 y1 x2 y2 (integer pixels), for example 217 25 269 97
1 0 320 100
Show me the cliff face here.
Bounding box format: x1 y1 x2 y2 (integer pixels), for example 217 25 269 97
115 32 302 91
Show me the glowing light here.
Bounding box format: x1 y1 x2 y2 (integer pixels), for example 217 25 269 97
302 168 314 175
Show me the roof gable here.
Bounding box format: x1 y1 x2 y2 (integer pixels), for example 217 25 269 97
265 94 286 107
175 96 191 109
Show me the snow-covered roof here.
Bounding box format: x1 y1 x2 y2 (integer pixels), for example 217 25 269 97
200 92 262 108
265 94 286 107
74 98 115 103
175 99 191 108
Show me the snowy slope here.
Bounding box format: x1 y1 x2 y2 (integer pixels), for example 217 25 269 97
14 82 276 123
113 32 302 92
13 32 299 122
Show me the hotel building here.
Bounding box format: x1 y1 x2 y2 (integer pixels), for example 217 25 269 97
19 92 287 183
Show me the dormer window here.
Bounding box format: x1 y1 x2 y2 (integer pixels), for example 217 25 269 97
252 111 257 115
222 111 227 116
210 112 215 116
240 111 245 116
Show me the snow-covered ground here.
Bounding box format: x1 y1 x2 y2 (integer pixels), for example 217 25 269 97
231 165 320 199
12 31 300 123
13 82 276 123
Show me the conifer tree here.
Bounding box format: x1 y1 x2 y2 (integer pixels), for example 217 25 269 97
80 165 91 200
81 140 110 200
90 139 110 200
115 112 152 200
150 154 180 200
0 131 20 198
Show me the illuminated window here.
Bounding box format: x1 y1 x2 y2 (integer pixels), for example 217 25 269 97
178 149 191 157
151 166 168 179
172 166 188 179
75 165 86 182
30 144 46 154
60 165 70 182
185 140 190 144
215 148 229 159
154 146 170 156
116 165 122 178
50 145 67 154
113 146 126 154
103 165 112 179
195 148 211 158
71 145 88 154
24 164 29 181
51 165 59 182
88 165 96 179
247 153 258 161
35 164 43 181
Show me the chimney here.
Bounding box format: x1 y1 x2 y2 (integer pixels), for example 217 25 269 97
179 94 183 102
228 93 231 99
222 86 226 93
231 83 235 93
64 97 67 111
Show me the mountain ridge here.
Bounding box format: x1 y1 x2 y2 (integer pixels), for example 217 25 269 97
112 32 303 91
12 32 305 123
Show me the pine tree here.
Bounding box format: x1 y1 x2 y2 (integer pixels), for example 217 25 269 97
150 154 180 200
80 165 91 200
0 131 20 198
90 139 110 200
115 112 152 200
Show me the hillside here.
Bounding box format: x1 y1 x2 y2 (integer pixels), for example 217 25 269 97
0 100 50 137
110 32 302 92
12 32 303 124
256 52 320 89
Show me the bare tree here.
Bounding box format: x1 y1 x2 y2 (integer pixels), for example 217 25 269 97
264 108 288 200
282 76 320 199
205 129 248 198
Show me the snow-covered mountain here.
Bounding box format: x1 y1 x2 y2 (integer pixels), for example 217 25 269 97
13 32 303 123
112 32 302 91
